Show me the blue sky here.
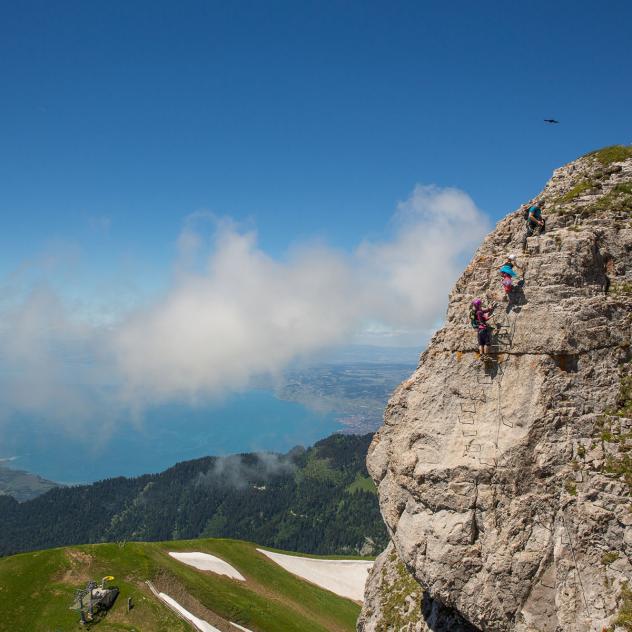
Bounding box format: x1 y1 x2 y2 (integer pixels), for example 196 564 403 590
2 1 630 271
0 1 631 429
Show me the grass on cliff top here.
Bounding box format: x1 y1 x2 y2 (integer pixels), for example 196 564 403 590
557 180 594 203
0 538 362 632
585 144 632 165
577 182 632 218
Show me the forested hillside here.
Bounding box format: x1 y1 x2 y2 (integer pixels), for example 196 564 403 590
0 433 387 557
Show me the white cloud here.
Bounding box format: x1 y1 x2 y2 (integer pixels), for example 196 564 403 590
0 286 117 433
356 184 488 329
0 184 489 422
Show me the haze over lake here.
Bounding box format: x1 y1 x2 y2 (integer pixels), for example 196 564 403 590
2 390 341 484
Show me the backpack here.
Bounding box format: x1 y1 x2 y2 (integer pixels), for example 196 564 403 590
523 205 532 220
469 308 479 329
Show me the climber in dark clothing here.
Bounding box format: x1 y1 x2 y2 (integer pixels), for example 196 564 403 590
523 201 546 251
527 202 546 235
471 298 496 358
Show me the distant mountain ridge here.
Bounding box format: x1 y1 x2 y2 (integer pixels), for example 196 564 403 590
0 432 387 558
0 463 59 502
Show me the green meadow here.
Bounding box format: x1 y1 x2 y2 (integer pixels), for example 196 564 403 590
0 538 365 632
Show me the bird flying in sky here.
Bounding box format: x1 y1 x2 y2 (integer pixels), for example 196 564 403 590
544 119 560 124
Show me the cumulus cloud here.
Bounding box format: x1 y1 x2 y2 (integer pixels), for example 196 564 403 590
0 184 489 423
112 223 359 406
356 184 488 329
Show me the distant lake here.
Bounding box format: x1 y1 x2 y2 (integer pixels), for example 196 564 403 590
1 390 342 484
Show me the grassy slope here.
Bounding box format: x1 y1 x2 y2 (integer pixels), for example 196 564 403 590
0 538 362 632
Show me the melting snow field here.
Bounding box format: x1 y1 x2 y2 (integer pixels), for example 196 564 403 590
256 548 373 601
168 551 246 581
152 588 253 632
157 592 221 632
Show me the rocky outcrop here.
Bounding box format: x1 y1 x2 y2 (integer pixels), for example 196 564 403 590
358 541 478 632
361 146 632 632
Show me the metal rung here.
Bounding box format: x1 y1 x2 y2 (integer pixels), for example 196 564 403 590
458 415 475 425
460 402 476 413
461 427 477 437
464 442 482 453
465 389 486 403
502 418 514 428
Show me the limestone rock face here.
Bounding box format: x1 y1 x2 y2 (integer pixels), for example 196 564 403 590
361 147 632 632
358 541 478 632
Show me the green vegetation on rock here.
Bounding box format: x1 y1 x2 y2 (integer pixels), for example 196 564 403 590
585 145 632 165
583 183 632 217
602 551 620 565
596 365 632 494
375 551 422 632
557 180 593 203
610 282 632 298
609 581 632 631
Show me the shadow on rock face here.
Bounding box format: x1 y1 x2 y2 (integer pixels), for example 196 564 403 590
422 592 481 632
507 283 527 310
483 358 502 380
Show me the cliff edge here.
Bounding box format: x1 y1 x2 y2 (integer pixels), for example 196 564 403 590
360 146 632 632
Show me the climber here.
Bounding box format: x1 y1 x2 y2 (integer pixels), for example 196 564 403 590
499 254 521 297
526 201 546 235
522 201 546 252
470 298 496 359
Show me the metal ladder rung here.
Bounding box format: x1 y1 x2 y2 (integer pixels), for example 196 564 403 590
465 390 486 403
479 456 497 467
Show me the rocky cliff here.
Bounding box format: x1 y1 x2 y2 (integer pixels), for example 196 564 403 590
359 146 632 632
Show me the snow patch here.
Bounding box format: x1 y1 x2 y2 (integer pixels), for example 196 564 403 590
157 592 221 632
256 548 373 601
168 551 245 581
